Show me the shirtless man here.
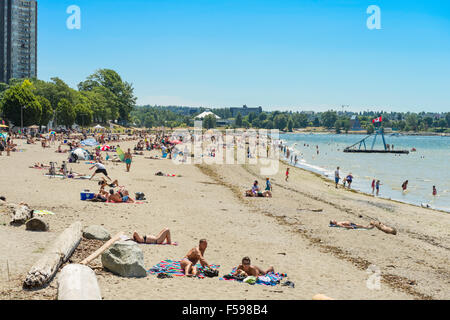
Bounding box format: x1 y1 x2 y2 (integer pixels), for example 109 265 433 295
234 257 274 277
180 239 209 277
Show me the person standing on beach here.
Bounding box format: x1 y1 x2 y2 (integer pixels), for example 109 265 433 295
124 148 133 172
285 168 290 182
376 180 381 196
265 178 273 193
372 179 376 194
335 167 340 188
432 186 437 196
346 173 353 189
89 161 112 181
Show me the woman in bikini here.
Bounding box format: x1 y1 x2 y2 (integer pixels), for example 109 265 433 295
132 228 172 245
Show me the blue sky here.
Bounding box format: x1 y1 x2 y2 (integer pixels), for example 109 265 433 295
38 0 450 112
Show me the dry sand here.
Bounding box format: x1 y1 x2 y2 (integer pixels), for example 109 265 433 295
0 139 449 300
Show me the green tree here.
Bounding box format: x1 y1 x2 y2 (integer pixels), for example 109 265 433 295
235 112 243 127
78 69 137 122
321 111 337 129
366 123 375 134
56 98 76 128
36 96 53 128
1 80 42 127
405 114 419 131
313 117 320 127
274 114 288 131
75 103 94 127
446 113 450 127
203 114 217 129
287 117 294 132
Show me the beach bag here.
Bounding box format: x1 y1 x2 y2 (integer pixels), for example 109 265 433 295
135 192 146 201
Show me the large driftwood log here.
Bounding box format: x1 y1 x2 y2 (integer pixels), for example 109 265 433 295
24 221 82 289
57 264 102 300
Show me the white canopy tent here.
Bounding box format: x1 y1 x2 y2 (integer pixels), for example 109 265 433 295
194 111 221 120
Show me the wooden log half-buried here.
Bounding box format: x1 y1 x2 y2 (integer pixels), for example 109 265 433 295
57 264 102 300
24 221 82 289
80 231 125 266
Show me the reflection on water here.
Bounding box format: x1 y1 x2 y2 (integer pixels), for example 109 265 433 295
280 133 450 212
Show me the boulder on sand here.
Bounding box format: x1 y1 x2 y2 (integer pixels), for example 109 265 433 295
83 225 111 241
101 241 147 278
26 218 49 232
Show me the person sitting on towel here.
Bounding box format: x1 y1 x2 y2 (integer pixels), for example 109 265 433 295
234 256 274 277
180 239 209 277
132 228 172 245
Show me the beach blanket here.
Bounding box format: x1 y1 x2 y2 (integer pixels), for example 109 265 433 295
220 268 287 286
106 200 145 204
148 260 220 279
33 210 55 216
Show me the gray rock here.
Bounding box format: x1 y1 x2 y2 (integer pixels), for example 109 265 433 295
83 225 111 241
101 241 147 278
26 218 49 232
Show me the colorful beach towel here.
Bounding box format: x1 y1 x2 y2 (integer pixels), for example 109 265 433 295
148 260 220 279
220 268 287 286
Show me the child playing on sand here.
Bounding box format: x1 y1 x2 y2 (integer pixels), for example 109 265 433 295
285 168 290 182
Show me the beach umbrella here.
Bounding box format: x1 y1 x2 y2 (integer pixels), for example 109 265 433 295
170 140 182 145
101 145 111 151
0 124 9 128
28 125 39 129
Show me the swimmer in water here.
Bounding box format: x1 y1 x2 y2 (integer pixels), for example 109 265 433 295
433 186 437 196
402 180 408 192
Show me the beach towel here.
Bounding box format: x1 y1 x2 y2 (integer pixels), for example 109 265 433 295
148 260 220 279
220 268 287 286
33 210 55 216
106 200 145 204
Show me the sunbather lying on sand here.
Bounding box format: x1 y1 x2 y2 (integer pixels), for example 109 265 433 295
180 239 209 277
370 221 397 235
132 228 172 245
330 220 374 229
234 256 274 277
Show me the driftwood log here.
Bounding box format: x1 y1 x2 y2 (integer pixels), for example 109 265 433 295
57 264 102 300
24 221 82 289
80 232 124 265
7 203 33 226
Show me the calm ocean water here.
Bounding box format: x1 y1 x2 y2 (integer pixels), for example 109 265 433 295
279 133 450 213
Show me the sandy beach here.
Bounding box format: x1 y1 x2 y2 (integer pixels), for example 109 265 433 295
0 138 449 300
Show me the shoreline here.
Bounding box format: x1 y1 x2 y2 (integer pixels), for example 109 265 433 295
279 157 450 215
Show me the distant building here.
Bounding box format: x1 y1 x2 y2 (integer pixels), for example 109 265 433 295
230 105 262 117
350 115 362 131
0 0 38 83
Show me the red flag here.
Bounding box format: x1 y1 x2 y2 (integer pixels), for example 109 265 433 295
372 116 382 124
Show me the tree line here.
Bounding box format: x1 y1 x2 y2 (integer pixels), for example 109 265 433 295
132 106 450 133
0 69 136 129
